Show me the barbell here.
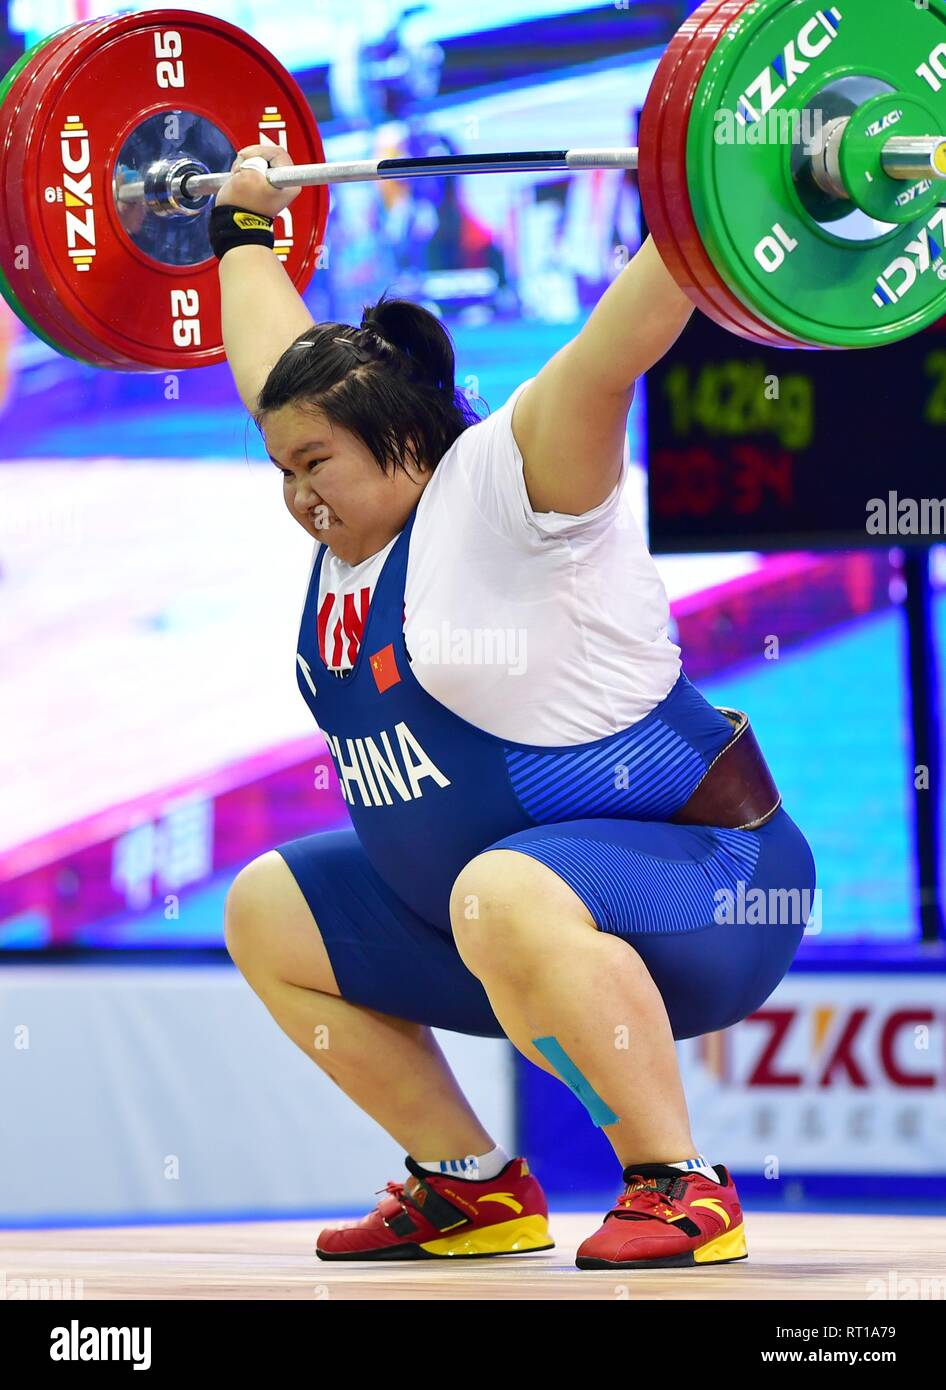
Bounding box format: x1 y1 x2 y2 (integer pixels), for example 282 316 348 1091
1 0 945 371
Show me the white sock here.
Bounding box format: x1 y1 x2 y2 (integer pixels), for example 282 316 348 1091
669 1154 721 1184
415 1144 511 1181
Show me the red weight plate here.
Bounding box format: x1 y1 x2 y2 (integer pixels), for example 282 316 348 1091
658 0 806 347
3 19 162 367
643 0 802 347
661 0 805 345
12 10 327 371
6 17 213 368
638 0 713 279
639 0 777 346
12 9 328 371
0 20 130 364
657 0 802 346
662 1 817 348
639 0 782 345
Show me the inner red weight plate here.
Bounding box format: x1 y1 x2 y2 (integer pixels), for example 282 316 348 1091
642 0 802 347
4 20 197 368
3 17 194 367
639 0 780 346
11 9 329 371
657 0 804 346
661 1 819 348
655 0 804 346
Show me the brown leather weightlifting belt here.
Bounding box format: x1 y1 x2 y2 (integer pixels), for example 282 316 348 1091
670 708 781 831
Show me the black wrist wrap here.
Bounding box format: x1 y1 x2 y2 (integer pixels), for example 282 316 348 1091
209 204 275 260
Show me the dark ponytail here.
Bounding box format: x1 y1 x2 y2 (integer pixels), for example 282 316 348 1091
359 297 457 395
255 294 485 475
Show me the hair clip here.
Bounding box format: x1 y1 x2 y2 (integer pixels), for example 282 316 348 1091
333 335 372 363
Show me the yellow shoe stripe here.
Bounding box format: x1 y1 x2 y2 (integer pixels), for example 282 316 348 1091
476 1192 524 1213
690 1196 731 1227
420 1214 553 1257
693 1222 748 1264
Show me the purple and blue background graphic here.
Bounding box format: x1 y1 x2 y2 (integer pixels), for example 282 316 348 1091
1 0 944 1221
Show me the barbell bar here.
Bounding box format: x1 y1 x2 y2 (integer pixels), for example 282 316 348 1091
116 133 946 224
881 136 946 182
116 148 643 214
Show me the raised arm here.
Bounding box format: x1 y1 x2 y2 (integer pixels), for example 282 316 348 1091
512 235 694 515
215 146 314 413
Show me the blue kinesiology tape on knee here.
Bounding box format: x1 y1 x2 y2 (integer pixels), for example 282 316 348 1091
532 1036 618 1127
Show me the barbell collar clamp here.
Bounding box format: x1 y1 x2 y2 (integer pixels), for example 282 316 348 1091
809 115 850 201
142 157 214 218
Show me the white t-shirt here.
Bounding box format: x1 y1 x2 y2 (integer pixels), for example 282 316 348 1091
313 380 681 745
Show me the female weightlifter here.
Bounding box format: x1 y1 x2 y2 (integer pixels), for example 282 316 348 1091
217 143 815 1270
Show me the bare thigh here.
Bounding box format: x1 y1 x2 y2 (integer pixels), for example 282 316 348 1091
223 850 341 996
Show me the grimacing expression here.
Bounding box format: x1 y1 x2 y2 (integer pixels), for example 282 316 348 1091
263 403 431 564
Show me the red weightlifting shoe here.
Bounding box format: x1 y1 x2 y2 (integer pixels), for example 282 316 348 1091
316 1155 554 1261
576 1162 748 1270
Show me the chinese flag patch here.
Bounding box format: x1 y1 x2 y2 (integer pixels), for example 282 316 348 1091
370 643 401 694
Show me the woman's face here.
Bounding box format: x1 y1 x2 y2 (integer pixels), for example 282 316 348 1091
263 402 431 564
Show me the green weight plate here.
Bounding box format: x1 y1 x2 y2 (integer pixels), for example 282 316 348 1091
687 0 946 347
839 92 944 225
